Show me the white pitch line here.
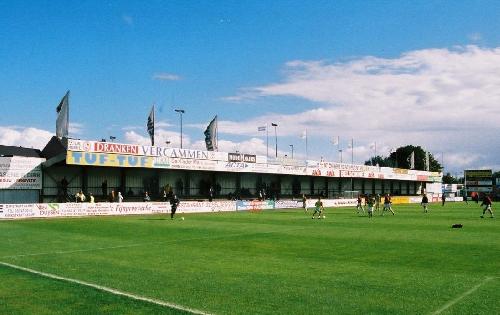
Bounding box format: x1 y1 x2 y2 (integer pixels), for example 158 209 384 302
1 226 307 260
0 261 211 315
430 276 497 315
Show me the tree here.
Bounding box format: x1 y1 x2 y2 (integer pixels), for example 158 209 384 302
442 172 459 184
364 155 391 167
365 145 442 171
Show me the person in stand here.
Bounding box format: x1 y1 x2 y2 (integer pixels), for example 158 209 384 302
480 195 494 218
143 191 151 202
170 194 180 219
167 186 174 201
382 193 395 215
61 177 69 200
89 193 95 203
162 187 168 202
117 191 124 203
75 190 86 203
312 197 324 219
421 194 429 213
101 180 108 198
356 195 365 214
209 186 214 202
302 194 308 212
441 194 446 206
109 190 115 203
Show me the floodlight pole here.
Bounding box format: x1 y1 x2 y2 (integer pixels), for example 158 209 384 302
271 123 278 158
175 109 185 149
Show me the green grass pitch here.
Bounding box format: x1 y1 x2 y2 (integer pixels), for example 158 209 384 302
0 202 498 314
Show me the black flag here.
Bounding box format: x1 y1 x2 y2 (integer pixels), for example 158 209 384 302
56 91 69 138
147 105 155 146
204 115 217 151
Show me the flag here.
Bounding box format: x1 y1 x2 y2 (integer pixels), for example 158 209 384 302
369 143 375 150
408 151 415 169
204 115 217 151
147 105 155 146
300 129 307 139
258 126 266 132
56 91 69 138
425 151 430 171
331 136 339 145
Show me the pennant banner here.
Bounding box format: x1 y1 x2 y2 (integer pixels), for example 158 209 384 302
204 116 217 151
56 91 69 138
147 105 155 146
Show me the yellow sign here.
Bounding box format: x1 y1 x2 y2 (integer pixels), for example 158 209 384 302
391 196 410 204
66 151 154 168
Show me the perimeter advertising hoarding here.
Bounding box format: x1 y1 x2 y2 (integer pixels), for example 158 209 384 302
0 199 358 219
0 157 44 189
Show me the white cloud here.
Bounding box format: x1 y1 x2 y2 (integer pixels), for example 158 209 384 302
122 14 134 26
0 126 53 150
468 32 482 42
152 73 182 81
124 128 190 148
222 45 500 171
69 122 84 135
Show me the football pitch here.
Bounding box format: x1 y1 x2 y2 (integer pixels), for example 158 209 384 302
0 202 498 314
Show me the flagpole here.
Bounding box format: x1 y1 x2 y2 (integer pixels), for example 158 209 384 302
66 90 70 139
152 104 155 146
337 137 340 163
305 129 308 160
351 138 354 164
266 123 269 159
216 115 218 151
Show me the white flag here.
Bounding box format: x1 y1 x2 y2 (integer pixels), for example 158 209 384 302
331 136 339 145
300 129 307 139
409 151 415 169
56 91 69 138
425 151 429 171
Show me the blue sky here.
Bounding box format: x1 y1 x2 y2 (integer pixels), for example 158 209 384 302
1 1 500 174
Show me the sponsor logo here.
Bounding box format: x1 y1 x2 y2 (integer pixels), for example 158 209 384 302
228 153 256 163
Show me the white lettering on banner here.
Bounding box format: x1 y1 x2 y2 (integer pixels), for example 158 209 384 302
275 200 302 209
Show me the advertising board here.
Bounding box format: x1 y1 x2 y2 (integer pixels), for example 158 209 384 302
0 157 44 189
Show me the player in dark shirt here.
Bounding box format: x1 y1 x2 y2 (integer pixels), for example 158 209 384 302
480 196 494 218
